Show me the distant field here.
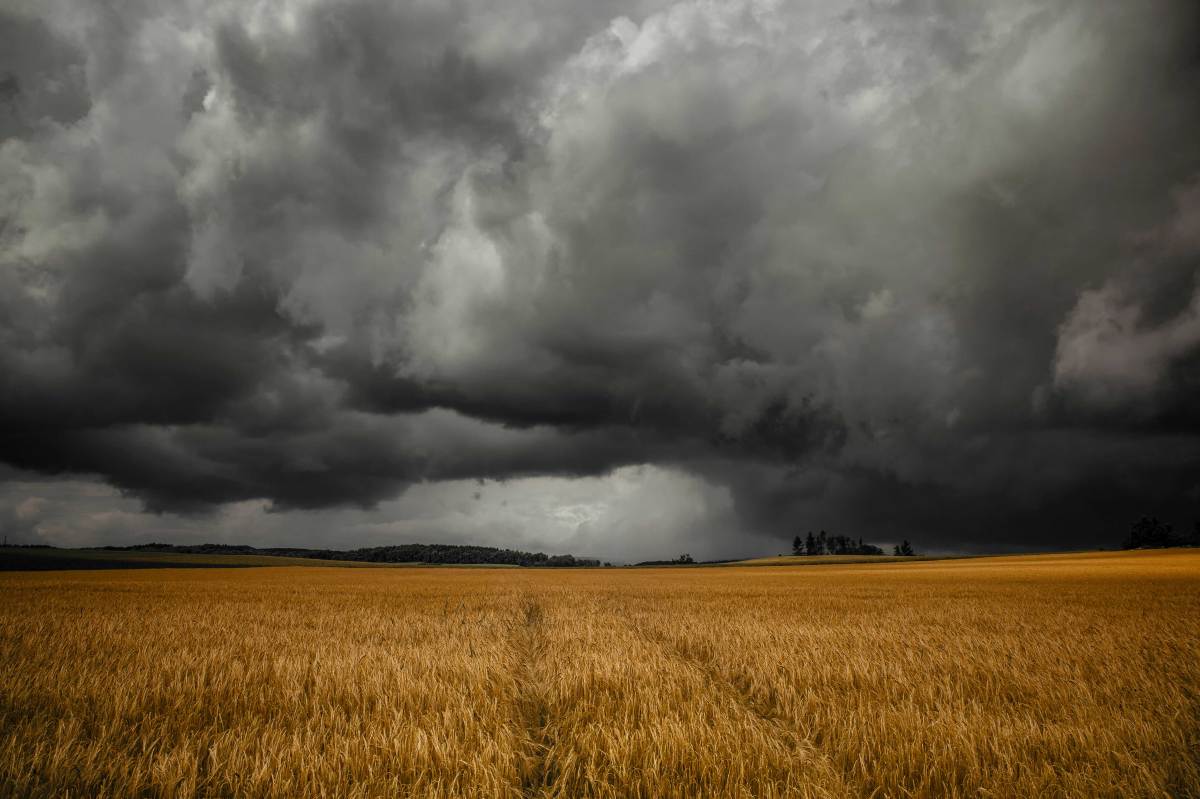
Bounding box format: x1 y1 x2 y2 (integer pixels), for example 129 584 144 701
2 550 1197 797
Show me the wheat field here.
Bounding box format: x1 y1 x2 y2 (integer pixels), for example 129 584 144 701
1 550 1198 798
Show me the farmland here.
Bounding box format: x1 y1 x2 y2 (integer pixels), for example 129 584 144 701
1 550 1198 797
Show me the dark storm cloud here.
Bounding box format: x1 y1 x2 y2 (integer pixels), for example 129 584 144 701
4 410 655 513
0 11 90 139
2 0 1199 551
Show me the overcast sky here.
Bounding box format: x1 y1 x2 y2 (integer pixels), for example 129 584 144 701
1 0 1198 561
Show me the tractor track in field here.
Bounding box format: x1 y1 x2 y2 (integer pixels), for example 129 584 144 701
619 611 861 799
508 594 554 799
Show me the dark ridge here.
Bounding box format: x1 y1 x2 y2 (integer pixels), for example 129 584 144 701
98 542 602 567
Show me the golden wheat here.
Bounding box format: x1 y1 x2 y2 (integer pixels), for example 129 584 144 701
1 550 1197 797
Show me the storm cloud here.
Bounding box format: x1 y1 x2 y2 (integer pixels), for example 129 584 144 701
2 0 1199 557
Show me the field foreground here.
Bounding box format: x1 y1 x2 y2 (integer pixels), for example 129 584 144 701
1 550 1198 797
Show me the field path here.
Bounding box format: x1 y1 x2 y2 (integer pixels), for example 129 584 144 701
506 592 555 798
618 607 857 799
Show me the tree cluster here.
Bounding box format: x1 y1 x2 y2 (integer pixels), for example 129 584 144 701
792 531 890 556
1122 517 1199 550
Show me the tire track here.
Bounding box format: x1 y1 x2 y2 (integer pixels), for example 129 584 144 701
507 595 553 799
619 610 860 799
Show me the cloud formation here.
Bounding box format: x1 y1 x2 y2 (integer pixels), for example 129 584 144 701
2 0 1199 555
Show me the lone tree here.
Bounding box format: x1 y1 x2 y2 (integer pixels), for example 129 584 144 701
893 540 915 557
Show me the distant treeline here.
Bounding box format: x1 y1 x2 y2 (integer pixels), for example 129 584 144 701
634 554 697 566
101 542 602 567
